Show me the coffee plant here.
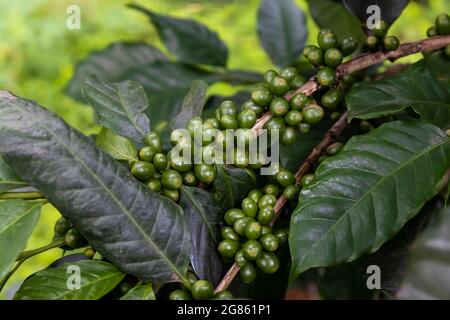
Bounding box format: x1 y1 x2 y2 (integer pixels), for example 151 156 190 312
0 0 449 300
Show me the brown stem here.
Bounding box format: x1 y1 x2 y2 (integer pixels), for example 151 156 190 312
251 35 450 137
215 112 349 293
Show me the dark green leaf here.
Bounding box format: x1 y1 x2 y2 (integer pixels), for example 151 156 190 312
347 55 450 129
180 186 225 286
0 91 191 283
307 0 365 44
129 4 228 67
343 0 409 25
170 80 208 130
0 156 26 194
122 61 225 125
0 200 42 282
95 128 138 163
120 283 156 300
257 0 307 66
213 165 256 210
83 77 151 147
397 206 450 299
67 42 167 101
290 121 450 280
14 260 125 300
225 70 264 85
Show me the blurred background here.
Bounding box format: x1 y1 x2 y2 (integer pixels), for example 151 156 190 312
0 0 447 299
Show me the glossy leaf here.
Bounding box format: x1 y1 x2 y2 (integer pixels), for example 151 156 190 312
213 165 256 210
170 80 208 130
257 0 307 66
129 4 228 67
347 55 450 129
0 91 191 283
290 121 450 280
0 156 26 194
67 42 167 101
120 283 156 300
83 77 151 147
397 206 450 299
307 0 365 44
343 0 409 25
122 61 225 125
14 260 125 300
180 186 224 285
95 127 138 163
0 200 42 282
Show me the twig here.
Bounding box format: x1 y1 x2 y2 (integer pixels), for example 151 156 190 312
251 35 450 137
0 192 45 200
215 112 349 293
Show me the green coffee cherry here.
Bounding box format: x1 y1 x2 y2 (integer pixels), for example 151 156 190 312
360 120 374 133
64 228 87 249
270 76 290 96
221 226 240 242
326 142 344 155
260 234 280 252
241 100 264 116
187 272 198 285
235 249 248 267
264 69 278 84
273 229 289 245
258 194 277 209
194 164 216 184
256 252 280 274
224 208 245 225
330 111 341 121
279 66 298 83
383 36 400 51
373 20 388 38
263 184 280 196
302 105 324 124
270 97 289 117
318 29 338 50
427 26 438 37
131 161 156 182
436 13 450 35
264 117 286 133
340 36 358 56
147 178 162 192
187 116 203 136
366 35 379 51
284 110 302 126
161 169 183 190
299 123 311 133
234 217 253 236
238 109 257 128
261 226 272 236
182 171 197 187
220 115 238 129
300 173 316 187
191 280 214 300
281 126 297 145
248 189 263 203
170 157 192 173
291 74 306 89
153 153 168 171
304 45 323 66
214 291 233 300
342 73 358 89
252 87 273 107
276 169 295 187
139 146 156 162
321 88 344 109
170 289 192 300
316 67 336 87
162 188 180 202
243 239 262 260
218 239 240 259
258 206 275 225
83 247 96 259
283 185 300 200
219 100 238 117
324 48 343 68
244 221 262 240
144 131 162 153
242 198 258 218
54 217 73 236
290 92 309 110
239 262 257 284
204 117 221 129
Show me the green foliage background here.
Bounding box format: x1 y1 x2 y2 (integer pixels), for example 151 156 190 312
0 0 446 299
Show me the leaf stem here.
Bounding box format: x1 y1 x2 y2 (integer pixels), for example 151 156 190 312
0 192 45 200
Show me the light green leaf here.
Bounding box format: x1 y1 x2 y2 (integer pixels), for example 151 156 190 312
120 283 156 300
290 121 450 280
95 128 138 163
0 200 42 282
14 260 125 300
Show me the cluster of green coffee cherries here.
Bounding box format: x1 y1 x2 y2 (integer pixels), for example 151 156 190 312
365 21 400 52
427 13 450 58
53 216 95 258
169 272 233 300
